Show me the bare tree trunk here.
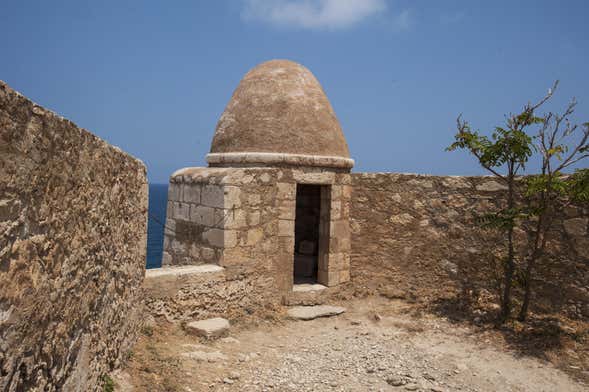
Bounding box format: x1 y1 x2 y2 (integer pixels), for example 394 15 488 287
519 201 550 321
518 222 541 321
500 173 516 322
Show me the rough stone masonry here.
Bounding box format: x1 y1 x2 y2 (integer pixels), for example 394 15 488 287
0 81 148 391
149 59 588 327
350 173 589 319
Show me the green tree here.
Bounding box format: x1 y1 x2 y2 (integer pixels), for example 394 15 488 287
447 82 589 323
517 99 589 320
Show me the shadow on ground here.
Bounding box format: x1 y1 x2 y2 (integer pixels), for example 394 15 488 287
429 294 589 383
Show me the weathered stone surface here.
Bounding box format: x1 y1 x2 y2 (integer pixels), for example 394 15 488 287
182 184 201 203
168 183 182 201
574 237 589 259
203 228 224 247
318 269 340 287
564 218 587 237
190 205 215 226
277 182 296 200
351 172 589 320
286 285 333 306
172 201 190 221
201 247 216 260
209 60 350 161
287 305 346 320
207 152 354 170
246 227 264 246
186 318 230 338
162 167 353 305
278 219 294 237
293 171 336 184
145 264 223 279
223 186 242 208
293 284 327 293
0 81 147 391
144 264 282 323
476 180 508 192
201 185 224 208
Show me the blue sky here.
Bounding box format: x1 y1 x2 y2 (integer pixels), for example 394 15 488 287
2 1 588 183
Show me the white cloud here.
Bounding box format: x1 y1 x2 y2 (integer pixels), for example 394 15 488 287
241 0 390 30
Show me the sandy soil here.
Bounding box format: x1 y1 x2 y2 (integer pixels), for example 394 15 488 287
116 297 588 392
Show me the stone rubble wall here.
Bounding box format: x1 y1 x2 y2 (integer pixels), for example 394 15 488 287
350 173 589 319
0 81 148 391
143 266 279 323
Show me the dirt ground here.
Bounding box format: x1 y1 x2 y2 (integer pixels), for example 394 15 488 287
115 297 589 392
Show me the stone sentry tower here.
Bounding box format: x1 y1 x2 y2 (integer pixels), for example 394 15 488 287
163 60 353 296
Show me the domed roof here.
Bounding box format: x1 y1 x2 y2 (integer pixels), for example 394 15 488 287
207 60 353 169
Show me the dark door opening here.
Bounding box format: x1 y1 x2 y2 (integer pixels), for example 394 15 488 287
293 184 323 284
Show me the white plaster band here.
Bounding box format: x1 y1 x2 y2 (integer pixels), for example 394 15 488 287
206 152 355 169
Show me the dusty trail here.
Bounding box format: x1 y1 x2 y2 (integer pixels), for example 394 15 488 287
118 298 587 392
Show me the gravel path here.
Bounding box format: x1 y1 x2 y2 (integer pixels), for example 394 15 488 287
120 298 587 392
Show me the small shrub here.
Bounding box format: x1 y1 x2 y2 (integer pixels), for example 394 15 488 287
141 325 153 337
102 374 115 392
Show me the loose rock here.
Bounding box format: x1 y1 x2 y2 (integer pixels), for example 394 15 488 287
185 317 230 338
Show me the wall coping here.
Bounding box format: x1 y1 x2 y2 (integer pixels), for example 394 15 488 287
206 152 355 169
145 264 224 279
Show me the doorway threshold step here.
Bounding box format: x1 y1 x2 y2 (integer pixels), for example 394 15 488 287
293 283 327 293
286 283 331 306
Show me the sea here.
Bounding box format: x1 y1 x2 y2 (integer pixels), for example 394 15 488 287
146 183 168 269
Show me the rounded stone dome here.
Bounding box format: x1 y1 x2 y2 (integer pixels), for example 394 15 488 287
207 60 353 169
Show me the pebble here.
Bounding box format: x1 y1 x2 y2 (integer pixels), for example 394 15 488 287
387 377 405 386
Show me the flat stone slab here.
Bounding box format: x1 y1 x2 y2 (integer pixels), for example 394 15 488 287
292 283 327 293
186 317 230 338
287 305 346 321
145 264 223 278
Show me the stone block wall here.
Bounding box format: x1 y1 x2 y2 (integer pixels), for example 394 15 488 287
163 169 227 266
163 167 281 270
162 167 351 300
0 81 148 391
350 172 589 319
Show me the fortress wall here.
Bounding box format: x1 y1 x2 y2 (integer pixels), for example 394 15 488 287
0 81 148 391
350 173 589 319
